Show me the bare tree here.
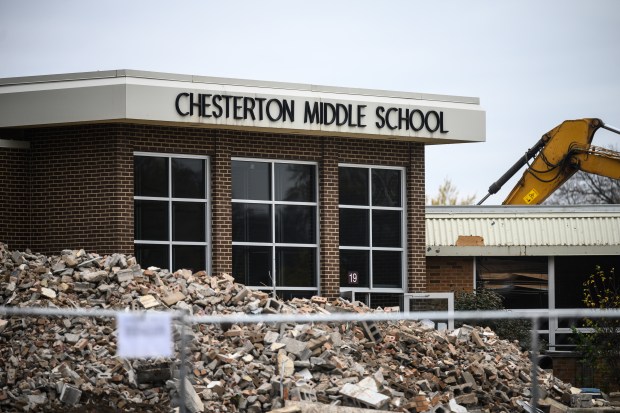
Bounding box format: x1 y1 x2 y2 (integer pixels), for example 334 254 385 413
545 171 620 205
427 178 476 205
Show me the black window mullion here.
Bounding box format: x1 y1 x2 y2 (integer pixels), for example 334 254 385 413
339 166 404 292
232 160 317 294
168 158 173 268
134 154 208 272
369 168 373 288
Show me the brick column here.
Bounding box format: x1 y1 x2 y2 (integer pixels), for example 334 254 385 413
211 134 232 275
407 143 427 292
0 144 31 250
115 125 134 254
320 137 340 299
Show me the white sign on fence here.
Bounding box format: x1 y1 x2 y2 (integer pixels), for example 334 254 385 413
116 312 173 358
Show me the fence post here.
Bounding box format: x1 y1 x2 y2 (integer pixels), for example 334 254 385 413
530 316 540 411
178 312 189 413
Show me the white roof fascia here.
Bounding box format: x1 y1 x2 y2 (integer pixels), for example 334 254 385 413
0 70 485 145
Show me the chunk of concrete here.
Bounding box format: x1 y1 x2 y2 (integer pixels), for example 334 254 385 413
339 378 390 410
278 351 295 377
59 383 82 405
178 377 204 413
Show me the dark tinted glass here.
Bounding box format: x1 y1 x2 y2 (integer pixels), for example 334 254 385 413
339 167 368 205
555 255 620 311
339 209 369 246
135 244 169 270
373 251 402 288
172 202 205 242
372 169 401 207
339 250 369 288
232 161 270 200
134 156 168 197
477 256 548 311
276 290 316 300
275 163 315 202
276 247 316 287
134 200 168 241
172 158 205 199
232 246 272 287
369 293 403 309
172 245 206 272
275 205 316 244
232 203 271 242
372 210 402 247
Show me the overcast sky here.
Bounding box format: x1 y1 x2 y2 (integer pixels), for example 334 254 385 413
1 0 619 204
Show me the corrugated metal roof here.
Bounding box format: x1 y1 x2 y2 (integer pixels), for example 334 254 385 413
426 205 620 256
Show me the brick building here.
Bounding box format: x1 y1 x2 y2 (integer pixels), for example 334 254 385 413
0 70 485 304
426 205 620 386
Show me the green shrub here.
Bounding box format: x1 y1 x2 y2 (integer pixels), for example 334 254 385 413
454 288 532 349
573 266 620 391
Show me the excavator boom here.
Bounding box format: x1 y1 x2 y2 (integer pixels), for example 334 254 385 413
479 118 620 205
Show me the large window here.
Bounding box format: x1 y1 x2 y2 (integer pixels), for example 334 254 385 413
232 159 318 299
339 165 405 293
553 255 620 349
134 153 209 273
475 255 620 351
477 257 549 310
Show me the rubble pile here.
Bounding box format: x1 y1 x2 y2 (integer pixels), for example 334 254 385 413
0 244 608 412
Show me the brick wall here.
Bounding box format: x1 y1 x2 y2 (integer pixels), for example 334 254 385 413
552 354 614 390
407 144 426 292
1 123 427 299
21 125 127 255
320 138 339 299
426 256 474 292
0 143 30 250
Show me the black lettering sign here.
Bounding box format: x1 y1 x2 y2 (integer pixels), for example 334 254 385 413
189 93 201 116
233 96 243 120
410 109 424 131
212 95 223 118
266 99 282 122
385 107 398 130
244 97 256 120
323 102 336 126
255 97 266 121
304 101 320 124
175 93 189 116
201 94 212 118
425 110 440 132
336 103 348 126
174 93 448 134
439 111 449 133
375 106 386 128
282 99 294 122
357 104 367 128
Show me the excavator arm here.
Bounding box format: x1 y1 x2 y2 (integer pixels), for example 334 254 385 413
479 118 620 205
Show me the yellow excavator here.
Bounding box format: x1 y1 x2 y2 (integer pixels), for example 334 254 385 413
478 118 620 205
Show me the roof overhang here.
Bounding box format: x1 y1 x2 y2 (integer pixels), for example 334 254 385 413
0 70 485 144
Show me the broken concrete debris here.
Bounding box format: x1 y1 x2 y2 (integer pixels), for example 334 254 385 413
0 243 609 412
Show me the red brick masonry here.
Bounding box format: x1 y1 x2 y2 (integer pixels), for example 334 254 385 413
0 123 426 299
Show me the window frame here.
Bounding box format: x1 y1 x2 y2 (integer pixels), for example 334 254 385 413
133 152 211 274
473 255 620 352
231 157 320 295
338 163 407 294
